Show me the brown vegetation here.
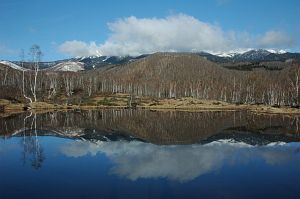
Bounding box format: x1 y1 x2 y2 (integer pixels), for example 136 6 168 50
1 53 300 111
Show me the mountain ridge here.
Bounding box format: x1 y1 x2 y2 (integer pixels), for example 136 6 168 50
1 49 300 72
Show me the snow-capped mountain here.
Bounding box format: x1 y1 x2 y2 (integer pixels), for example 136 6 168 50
46 61 85 72
1 49 299 72
234 49 272 61
76 55 102 61
232 49 299 62
0 55 144 72
213 49 287 58
0 60 29 71
212 48 253 58
200 49 300 63
265 49 287 54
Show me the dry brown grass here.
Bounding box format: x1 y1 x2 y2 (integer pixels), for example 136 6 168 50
1 96 300 115
140 97 241 110
0 99 10 106
30 102 56 109
137 97 300 114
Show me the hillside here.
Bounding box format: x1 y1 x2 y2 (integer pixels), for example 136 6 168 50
95 53 296 106
0 52 300 108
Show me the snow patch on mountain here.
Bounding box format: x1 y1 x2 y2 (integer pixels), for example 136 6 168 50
211 48 253 57
213 48 287 57
50 61 85 72
266 49 287 54
102 56 110 62
0 60 29 71
76 54 102 61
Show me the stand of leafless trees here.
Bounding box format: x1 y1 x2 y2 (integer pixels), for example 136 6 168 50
1 53 300 106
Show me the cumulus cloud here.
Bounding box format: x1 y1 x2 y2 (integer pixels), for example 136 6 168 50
58 14 296 57
258 31 295 48
58 40 101 57
99 14 236 56
60 140 298 182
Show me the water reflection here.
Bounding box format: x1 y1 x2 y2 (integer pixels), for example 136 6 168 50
20 136 44 169
1 110 300 199
1 110 300 145
60 139 300 182
1 110 300 172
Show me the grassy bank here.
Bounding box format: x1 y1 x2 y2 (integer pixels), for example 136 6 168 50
1 94 300 115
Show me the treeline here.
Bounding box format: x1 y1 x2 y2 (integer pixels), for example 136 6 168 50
0 53 300 106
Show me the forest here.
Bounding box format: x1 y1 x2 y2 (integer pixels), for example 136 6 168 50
1 51 300 107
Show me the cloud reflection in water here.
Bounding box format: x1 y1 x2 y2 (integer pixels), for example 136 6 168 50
60 140 299 182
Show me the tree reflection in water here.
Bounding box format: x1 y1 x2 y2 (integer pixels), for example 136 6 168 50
20 112 44 169
2 110 299 144
1 109 300 171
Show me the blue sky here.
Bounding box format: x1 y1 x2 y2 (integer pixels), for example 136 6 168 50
0 0 300 61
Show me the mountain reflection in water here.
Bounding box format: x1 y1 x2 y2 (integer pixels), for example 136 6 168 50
1 109 300 145
1 110 300 199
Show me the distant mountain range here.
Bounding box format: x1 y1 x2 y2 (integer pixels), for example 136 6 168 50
1 49 300 72
0 54 149 72
198 49 300 63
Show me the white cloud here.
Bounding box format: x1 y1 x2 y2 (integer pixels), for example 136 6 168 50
58 40 102 57
60 140 298 182
58 14 296 57
258 31 295 48
99 14 235 56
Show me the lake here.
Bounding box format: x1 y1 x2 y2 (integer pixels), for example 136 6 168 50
1 110 300 199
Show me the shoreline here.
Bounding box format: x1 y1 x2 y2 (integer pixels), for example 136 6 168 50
1 104 300 117
1 97 300 116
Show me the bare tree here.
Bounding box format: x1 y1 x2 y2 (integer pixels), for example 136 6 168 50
47 73 58 99
87 76 93 97
289 65 300 106
63 73 74 97
20 49 33 103
29 45 42 102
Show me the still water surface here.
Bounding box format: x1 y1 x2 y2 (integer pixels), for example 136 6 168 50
1 110 300 199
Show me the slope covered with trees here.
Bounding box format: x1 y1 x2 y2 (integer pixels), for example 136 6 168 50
1 52 300 107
